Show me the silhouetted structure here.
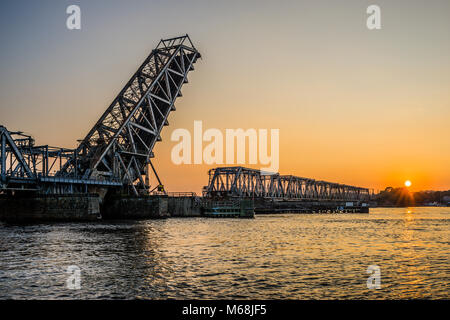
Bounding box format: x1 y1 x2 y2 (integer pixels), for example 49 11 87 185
1 35 201 196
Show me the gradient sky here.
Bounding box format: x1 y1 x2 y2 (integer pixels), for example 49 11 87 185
0 0 449 193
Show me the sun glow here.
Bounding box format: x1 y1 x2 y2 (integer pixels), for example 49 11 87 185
404 180 412 187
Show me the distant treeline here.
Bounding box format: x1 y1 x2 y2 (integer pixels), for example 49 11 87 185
376 187 450 207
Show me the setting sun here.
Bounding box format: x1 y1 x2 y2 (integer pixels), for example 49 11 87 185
405 180 412 187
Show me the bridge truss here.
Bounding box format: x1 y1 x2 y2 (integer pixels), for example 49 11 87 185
204 167 371 201
59 35 201 195
1 35 201 195
0 126 122 193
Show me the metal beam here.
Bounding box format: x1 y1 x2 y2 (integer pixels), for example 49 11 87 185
204 167 371 201
57 35 201 195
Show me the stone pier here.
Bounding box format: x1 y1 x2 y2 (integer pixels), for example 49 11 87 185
167 196 202 217
0 194 101 223
101 195 169 219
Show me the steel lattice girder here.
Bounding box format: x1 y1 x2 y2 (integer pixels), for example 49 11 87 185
0 126 35 183
204 167 371 201
0 125 124 192
58 35 201 195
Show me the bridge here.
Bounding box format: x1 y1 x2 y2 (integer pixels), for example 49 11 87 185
1 34 372 218
1 35 201 196
204 167 371 201
203 167 372 213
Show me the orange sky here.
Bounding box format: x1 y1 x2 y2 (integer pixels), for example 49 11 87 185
0 1 449 194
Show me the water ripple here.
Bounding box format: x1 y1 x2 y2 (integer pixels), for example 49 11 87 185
0 207 449 299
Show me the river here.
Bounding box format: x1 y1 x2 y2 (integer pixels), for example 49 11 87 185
0 207 448 299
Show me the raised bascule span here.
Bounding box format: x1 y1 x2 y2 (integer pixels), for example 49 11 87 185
1 35 201 195
58 35 201 195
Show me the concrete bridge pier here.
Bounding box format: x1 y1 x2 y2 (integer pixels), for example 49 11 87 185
0 194 101 223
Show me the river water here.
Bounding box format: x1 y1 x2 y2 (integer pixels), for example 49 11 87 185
0 207 448 299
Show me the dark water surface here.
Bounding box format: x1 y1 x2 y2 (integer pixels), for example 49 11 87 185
0 207 448 299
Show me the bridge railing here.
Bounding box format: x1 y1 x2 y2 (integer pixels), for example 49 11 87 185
166 192 197 197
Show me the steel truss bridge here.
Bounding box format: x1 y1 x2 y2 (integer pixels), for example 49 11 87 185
1 35 201 195
204 167 372 202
